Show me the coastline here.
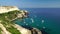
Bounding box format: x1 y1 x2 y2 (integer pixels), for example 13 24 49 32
0 6 42 34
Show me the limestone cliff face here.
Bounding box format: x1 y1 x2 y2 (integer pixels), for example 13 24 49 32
0 6 19 13
0 6 42 34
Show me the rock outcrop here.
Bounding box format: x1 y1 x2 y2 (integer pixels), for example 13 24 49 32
0 6 42 34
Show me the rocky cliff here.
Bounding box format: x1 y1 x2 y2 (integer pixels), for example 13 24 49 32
0 6 42 34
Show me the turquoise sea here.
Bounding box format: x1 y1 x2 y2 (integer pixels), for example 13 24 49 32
14 8 60 34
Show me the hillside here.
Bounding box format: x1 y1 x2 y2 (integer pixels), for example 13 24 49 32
0 6 42 34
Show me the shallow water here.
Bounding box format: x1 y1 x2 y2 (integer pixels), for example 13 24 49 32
15 8 60 34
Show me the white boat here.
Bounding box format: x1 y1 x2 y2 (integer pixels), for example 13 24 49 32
31 18 34 23
42 20 44 23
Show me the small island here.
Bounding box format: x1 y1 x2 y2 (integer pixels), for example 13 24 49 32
0 6 42 34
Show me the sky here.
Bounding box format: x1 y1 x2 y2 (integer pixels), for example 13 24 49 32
0 0 60 8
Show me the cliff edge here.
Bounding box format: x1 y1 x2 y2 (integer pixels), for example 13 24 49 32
0 6 42 34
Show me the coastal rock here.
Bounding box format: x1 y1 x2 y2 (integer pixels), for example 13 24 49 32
13 24 31 34
0 6 42 34
20 25 42 34
13 24 42 34
31 28 42 34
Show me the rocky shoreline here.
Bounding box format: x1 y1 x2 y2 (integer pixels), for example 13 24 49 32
0 6 42 34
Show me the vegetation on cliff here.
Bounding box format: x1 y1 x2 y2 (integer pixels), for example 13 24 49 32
0 9 28 34
0 28 2 34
